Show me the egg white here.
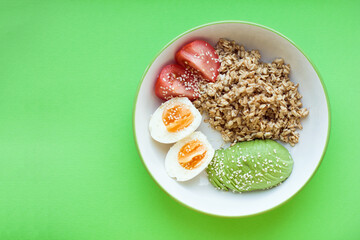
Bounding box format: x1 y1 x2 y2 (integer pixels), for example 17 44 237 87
165 131 215 181
149 97 201 144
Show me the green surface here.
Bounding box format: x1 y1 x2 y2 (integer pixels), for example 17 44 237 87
0 0 359 239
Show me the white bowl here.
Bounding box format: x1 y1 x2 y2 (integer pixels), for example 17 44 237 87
133 21 330 217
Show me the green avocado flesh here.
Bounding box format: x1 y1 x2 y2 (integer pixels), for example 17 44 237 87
206 139 293 192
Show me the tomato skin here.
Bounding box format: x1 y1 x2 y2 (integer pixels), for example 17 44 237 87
154 64 200 101
175 40 220 82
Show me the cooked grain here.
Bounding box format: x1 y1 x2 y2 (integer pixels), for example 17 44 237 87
193 39 309 146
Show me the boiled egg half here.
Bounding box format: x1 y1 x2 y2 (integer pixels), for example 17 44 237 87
149 97 201 144
165 131 215 181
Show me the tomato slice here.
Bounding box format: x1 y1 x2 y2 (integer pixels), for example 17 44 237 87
175 40 220 82
154 64 200 101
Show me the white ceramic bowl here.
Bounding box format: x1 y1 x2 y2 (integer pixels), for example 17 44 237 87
133 21 330 217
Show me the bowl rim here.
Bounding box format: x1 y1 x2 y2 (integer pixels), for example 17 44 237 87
132 20 331 218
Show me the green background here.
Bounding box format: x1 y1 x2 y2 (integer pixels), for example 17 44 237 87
0 0 359 239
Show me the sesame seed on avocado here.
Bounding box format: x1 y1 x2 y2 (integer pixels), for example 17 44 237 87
206 139 293 192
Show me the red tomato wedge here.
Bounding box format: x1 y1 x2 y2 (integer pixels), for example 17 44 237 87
175 40 220 82
154 64 200 101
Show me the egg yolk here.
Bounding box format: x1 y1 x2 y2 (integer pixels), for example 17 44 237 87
178 140 207 170
162 104 194 132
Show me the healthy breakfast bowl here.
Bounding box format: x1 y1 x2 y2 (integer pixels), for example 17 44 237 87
133 21 330 217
